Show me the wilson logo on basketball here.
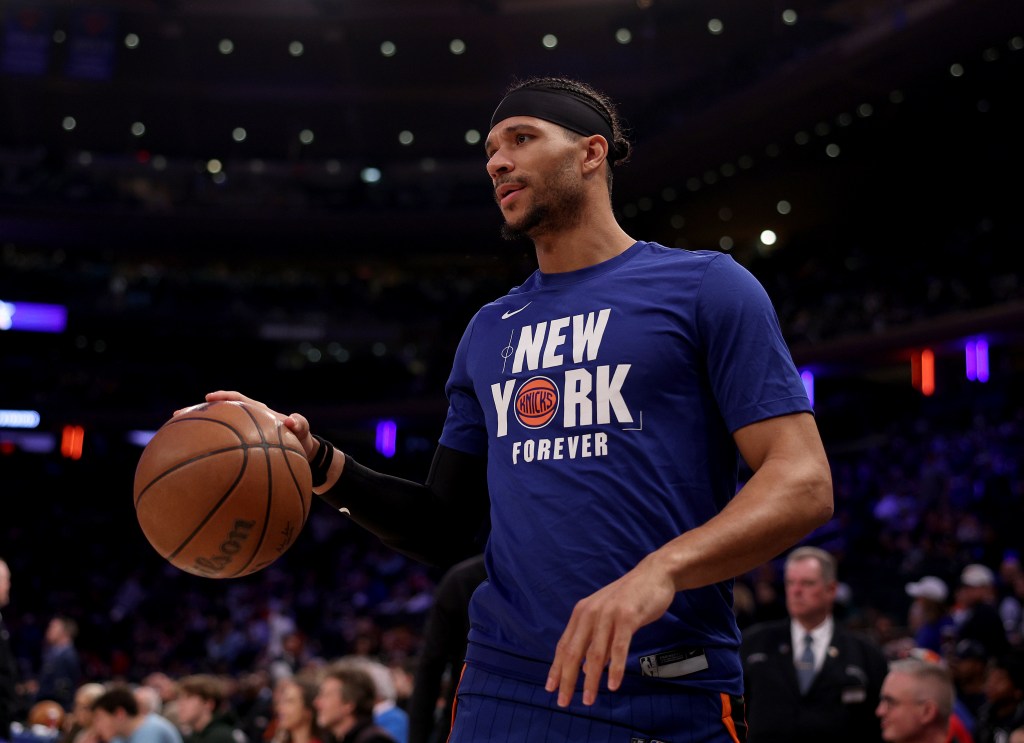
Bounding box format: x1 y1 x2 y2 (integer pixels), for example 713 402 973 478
514 376 559 429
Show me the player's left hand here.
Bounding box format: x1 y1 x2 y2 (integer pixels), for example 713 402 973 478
545 554 676 707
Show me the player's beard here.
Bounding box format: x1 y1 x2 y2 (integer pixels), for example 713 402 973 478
500 151 585 242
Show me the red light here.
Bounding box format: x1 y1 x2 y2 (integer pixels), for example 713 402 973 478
911 350 935 396
61 425 84 460
920 349 935 396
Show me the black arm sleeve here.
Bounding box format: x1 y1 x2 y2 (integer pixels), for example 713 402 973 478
315 444 490 569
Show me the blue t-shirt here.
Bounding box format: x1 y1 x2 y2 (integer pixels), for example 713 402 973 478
121 714 183 743
439 241 812 694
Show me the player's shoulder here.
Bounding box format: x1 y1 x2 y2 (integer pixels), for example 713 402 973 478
640 241 727 260
629 241 739 276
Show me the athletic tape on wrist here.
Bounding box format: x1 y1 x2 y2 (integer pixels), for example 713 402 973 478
309 434 335 488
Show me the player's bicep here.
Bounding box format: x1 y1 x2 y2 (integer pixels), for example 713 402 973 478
733 412 828 476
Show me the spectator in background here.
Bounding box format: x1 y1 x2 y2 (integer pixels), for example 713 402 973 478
742 546 889 743
952 640 991 730
34 616 82 713
135 686 163 717
997 555 1024 648
265 634 315 685
904 648 975 743
876 657 956 743
175 675 243 743
269 675 322 743
91 684 183 743
975 651 1024 743
313 661 394 743
62 682 107 743
141 674 180 730
27 699 65 731
347 659 407 743
905 576 955 655
953 565 1010 660
231 670 273 743
0 557 23 740
408 554 487 743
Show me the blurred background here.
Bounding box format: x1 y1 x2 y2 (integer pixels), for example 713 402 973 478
1 0 1022 712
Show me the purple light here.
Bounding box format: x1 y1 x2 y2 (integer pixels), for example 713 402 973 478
128 430 158 447
800 370 815 408
0 300 67 333
976 339 989 383
375 419 397 458
965 338 990 383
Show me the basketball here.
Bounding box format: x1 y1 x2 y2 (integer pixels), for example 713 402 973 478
514 376 559 429
133 400 312 579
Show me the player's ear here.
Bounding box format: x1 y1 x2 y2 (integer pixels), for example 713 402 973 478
582 135 609 174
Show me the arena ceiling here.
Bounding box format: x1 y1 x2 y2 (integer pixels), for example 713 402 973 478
1 0 1020 258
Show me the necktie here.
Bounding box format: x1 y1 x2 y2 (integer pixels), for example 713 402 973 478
797 634 816 694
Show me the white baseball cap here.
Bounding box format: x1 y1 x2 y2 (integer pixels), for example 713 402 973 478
905 576 949 602
960 563 995 588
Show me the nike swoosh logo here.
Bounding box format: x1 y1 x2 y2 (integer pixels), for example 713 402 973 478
501 302 532 320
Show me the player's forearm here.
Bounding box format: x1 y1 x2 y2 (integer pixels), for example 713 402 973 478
314 444 490 568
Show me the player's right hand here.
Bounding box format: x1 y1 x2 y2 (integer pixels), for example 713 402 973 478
174 390 317 461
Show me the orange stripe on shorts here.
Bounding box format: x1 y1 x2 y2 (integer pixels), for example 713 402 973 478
720 692 742 743
444 663 468 743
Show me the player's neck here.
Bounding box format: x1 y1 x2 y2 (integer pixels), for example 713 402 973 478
532 218 635 274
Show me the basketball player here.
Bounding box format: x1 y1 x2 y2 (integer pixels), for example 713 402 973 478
193 76 834 742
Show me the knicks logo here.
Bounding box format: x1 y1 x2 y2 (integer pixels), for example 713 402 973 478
514 376 559 429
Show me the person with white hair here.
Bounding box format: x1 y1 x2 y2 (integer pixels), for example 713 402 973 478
876 658 955 743
133 686 163 717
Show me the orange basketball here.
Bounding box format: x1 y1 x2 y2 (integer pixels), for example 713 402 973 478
133 400 312 579
514 376 559 428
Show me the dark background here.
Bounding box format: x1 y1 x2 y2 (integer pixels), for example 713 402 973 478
0 0 1022 687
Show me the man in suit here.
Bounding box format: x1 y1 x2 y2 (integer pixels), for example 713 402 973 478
34 615 82 713
741 546 889 743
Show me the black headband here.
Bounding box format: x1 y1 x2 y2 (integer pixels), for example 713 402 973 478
490 87 621 159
